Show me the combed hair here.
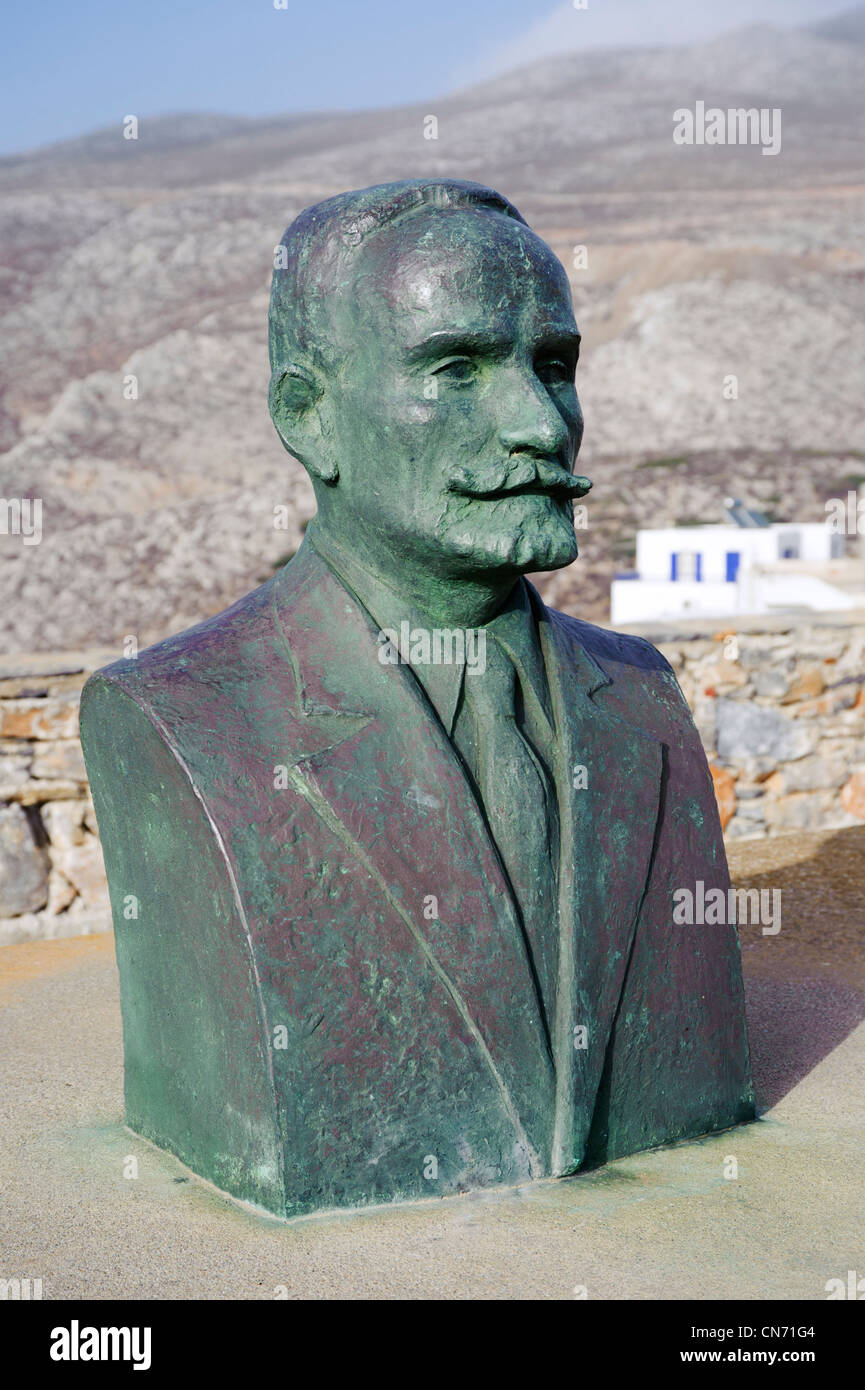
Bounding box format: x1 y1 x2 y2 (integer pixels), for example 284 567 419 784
268 178 528 374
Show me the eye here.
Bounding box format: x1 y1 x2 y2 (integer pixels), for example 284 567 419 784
431 357 476 383
536 357 574 386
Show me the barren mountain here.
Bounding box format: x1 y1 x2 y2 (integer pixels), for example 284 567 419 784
1 20 864 652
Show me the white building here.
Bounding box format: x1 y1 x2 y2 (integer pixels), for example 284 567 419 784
610 508 855 625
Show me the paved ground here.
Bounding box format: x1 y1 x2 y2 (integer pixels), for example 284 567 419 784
2 827 864 1300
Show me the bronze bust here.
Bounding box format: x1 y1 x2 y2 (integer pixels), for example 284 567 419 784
81 179 753 1218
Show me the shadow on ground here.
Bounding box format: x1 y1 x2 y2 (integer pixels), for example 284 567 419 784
730 825 865 1111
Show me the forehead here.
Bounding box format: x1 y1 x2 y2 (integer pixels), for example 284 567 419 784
346 207 575 344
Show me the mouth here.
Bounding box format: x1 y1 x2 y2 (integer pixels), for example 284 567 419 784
447 462 592 503
469 483 580 503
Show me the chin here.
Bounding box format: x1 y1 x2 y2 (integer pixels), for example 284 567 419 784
523 534 578 572
443 502 579 575
511 525 579 573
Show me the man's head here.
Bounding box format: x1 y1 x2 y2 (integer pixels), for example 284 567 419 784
269 179 590 591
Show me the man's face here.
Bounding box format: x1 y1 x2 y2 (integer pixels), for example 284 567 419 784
320 206 586 583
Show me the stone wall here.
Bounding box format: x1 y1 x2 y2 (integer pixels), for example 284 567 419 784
642 611 865 841
0 652 115 946
2 615 865 943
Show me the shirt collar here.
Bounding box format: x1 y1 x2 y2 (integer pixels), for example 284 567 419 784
305 520 551 737
305 521 464 732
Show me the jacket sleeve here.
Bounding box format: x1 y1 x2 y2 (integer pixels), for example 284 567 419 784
80 672 283 1212
584 652 755 1164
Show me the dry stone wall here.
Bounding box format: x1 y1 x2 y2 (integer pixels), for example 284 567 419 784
2 615 864 943
647 612 865 841
0 651 115 945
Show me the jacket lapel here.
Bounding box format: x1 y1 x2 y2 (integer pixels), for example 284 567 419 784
271 546 556 1173
270 546 664 1178
530 591 664 1175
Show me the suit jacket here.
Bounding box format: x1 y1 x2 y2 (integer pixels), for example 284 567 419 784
81 538 754 1218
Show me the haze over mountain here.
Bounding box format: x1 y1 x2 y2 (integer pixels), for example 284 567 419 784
811 3 865 43
461 0 858 86
1 19 864 652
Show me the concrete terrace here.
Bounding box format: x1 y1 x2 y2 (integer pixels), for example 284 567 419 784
1 826 863 1300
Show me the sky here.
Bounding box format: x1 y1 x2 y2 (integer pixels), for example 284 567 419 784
1 0 854 157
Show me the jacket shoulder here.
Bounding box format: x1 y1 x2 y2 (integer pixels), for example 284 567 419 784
549 609 675 676
545 606 701 749
83 574 282 710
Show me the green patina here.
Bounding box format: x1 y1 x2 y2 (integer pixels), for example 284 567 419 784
81 180 753 1218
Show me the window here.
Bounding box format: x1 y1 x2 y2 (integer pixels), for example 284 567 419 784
671 551 701 582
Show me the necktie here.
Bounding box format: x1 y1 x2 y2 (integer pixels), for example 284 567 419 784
453 636 559 1029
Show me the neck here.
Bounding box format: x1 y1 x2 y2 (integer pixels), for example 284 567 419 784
307 518 519 628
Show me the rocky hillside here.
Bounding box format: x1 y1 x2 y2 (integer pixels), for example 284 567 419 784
1 20 864 652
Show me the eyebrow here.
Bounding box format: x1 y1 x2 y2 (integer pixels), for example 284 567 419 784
404 327 581 363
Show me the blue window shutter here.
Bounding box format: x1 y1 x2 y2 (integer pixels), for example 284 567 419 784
726 551 740 582
670 553 678 581
695 553 702 582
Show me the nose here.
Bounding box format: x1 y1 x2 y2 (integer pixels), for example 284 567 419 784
496 363 573 459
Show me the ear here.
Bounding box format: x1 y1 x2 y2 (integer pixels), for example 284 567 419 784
268 363 338 484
